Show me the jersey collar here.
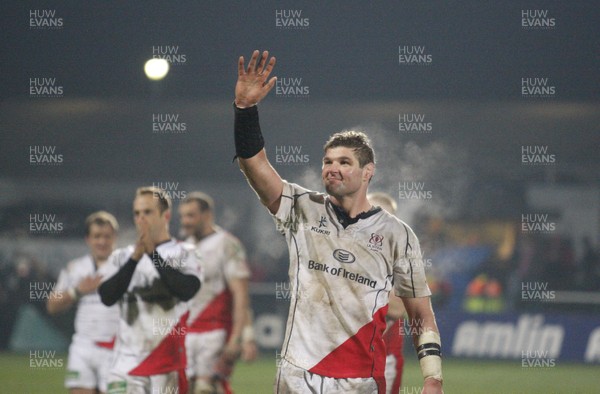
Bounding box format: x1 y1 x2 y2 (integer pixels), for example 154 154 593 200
328 199 382 229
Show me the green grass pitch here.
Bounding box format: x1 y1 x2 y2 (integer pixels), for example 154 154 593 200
1 352 597 393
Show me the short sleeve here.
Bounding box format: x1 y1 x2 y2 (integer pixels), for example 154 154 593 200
54 268 72 292
223 235 250 282
149 242 202 283
272 180 312 235
99 247 131 283
393 223 432 298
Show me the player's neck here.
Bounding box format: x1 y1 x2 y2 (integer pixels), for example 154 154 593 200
91 255 108 268
153 230 172 246
195 224 216 242
330 195 371 218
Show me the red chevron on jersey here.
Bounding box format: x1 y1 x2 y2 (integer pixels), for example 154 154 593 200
309 305 388 379
95 336 116 350
188 290 232 333
129 311 189 377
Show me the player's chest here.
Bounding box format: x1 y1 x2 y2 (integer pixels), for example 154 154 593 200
298 210 389 255
193 248 225 282
298 225 391 279
130 257 161 287
69 258 96 281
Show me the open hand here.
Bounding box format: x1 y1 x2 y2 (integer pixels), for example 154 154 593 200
235 50 277 108
241 340 258 362
132 224 154 260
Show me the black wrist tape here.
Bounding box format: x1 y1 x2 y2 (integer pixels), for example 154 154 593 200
417 342 442 359
234 103 264 159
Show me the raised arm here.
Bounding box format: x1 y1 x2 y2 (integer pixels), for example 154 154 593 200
234 50 283 214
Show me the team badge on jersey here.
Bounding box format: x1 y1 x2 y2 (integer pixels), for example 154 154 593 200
367 233 384 252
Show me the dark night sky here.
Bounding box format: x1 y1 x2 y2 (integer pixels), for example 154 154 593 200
2 1 598 101
1 1 598 186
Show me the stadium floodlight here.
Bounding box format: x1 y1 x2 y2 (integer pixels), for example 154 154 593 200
144 58 169 81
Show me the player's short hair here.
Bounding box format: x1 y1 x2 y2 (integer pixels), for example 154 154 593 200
135 186 172 214
182 191 214 212
323 130 375 168
367 192 397 214
85 211 119 236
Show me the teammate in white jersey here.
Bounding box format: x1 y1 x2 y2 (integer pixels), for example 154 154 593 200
232 50 443 394
47 211 120 394
178 191 256 394
98 187 201 394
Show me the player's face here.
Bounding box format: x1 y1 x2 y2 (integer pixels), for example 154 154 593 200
85 223 116 261
178 202 209 239
133 194 170 237
322 147 372 199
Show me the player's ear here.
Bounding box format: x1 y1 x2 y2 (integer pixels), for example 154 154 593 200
164 209 171 221
363 163 375 183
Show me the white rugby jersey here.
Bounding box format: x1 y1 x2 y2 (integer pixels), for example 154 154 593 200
186 228 250 334
55 255 119 345
273 181 431 381
103 239 201 375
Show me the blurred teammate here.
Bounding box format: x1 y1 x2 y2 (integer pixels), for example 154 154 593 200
47 211 120 394
232 50 443 393
98 187 201 394
369 192 407 394
178 192 256 394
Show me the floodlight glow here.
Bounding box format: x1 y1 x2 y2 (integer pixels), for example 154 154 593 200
144 58 169 80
